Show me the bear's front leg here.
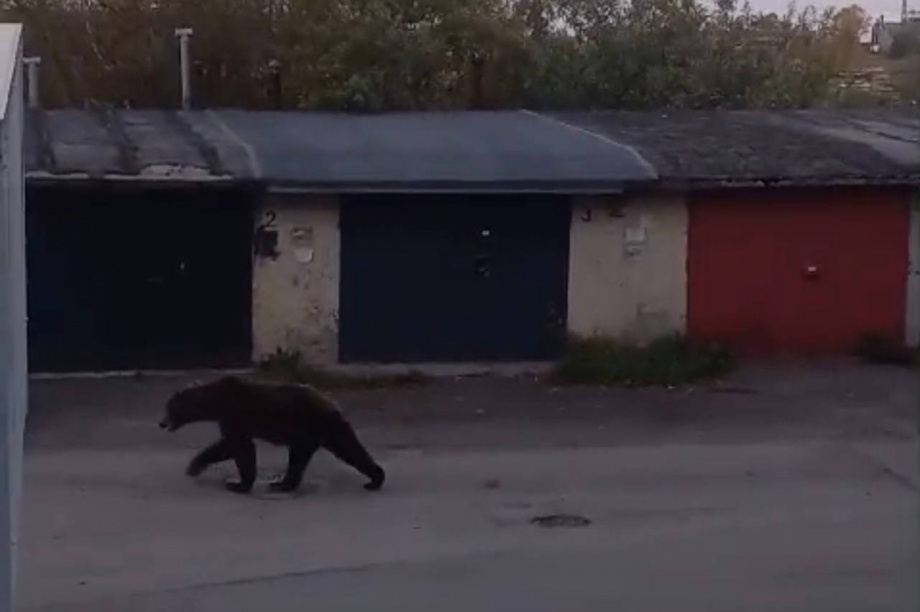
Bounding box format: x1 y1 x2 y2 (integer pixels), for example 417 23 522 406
187 439 233 477
225 438 257 494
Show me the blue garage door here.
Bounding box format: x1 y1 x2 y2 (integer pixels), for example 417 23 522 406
27 186 254 372
340 195 570 363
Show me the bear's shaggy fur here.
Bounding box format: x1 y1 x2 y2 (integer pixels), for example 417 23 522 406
160 376 385 494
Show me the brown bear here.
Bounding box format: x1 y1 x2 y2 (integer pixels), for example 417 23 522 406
159 376 385 494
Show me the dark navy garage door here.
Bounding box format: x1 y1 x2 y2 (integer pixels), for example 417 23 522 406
27 186 254 372
340 195 570 363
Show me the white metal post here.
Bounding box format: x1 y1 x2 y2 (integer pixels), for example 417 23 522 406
0 24 26 612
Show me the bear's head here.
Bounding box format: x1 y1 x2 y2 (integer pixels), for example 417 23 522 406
159 377 240 431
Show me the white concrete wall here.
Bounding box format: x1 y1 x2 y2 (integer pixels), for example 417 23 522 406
0 24 25 612
908 195 920 347
252 196 341 366
567 193 688 343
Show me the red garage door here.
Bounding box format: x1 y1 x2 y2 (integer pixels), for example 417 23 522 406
688 188 910 355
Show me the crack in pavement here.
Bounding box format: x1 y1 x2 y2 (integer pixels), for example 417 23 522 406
844 444 919 492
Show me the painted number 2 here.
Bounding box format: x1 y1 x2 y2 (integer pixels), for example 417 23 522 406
259 210 277 230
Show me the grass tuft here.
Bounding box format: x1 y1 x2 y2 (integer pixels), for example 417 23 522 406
855 333 919 367
554 334 735 387
257 348 429 390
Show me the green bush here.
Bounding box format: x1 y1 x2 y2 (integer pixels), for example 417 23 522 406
554 334 735 387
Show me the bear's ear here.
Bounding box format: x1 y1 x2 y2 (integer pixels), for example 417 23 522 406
176 379 203 394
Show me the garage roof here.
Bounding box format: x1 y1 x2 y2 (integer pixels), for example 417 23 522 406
552 110 920 188
25 109 656 191
214 110 656 192
24 108 920 190
25 109 257 183
784 109 920 170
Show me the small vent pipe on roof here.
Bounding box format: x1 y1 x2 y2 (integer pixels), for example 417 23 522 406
175 28 193 110
23 56 40 109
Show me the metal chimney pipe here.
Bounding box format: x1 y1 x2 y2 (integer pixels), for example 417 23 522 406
268 59 282 109
174 28 193 109
23 57 40 109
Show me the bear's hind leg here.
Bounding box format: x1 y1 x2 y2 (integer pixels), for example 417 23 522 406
323 421 386 491
270 438 320 493
226 438 257 494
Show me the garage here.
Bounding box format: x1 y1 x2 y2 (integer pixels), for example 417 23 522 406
339 195 571 362
27 186 254 372
687 188 911 355
224 111 656 365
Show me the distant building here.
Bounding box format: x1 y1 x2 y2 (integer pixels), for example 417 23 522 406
871 12 920 56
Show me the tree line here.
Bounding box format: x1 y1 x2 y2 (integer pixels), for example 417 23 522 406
1 0 870 110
